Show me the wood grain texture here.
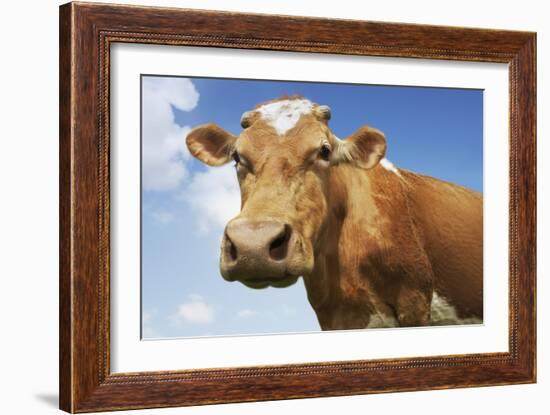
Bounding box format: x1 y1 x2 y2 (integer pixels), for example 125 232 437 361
59 2 537 412
59 3 73 411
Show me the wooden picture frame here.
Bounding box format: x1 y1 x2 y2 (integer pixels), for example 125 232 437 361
59 2 536 412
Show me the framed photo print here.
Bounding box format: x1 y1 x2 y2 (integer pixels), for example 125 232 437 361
59 2 536 412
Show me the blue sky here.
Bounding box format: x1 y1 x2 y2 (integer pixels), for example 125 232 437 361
141 75 483 338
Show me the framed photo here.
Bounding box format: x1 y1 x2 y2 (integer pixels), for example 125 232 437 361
59 2 536 412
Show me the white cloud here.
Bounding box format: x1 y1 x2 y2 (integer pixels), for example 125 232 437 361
176 294 214 324
181 164 241 233
142 77 199 191
151 209 175 224
142 309 159 338
237 309 259 318
142 76 241 232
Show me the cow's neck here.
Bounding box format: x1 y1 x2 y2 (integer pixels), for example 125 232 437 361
303 164 400 330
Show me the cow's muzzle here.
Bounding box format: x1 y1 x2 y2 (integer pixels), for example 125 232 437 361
220 218 306 288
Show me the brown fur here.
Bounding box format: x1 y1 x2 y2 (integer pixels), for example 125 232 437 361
186 97 483 330
307 164 482 329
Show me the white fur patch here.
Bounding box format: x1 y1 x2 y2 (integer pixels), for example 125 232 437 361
365 293 481 329
256 99 314 136
379 158 402 177
430 292 482 325
366 311 398 328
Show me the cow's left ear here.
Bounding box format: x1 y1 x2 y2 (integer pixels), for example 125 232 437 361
186 123 237 166
334 126 387 169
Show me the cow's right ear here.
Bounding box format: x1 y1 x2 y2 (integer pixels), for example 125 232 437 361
186 123 237 166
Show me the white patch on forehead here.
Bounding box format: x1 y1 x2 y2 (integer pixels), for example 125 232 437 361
430 292 482 326
256 99 314 136
379 158 402 177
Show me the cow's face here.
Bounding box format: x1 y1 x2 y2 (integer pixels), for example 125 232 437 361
186 97 386 289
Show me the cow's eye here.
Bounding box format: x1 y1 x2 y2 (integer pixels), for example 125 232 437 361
319 144 332 161
232 151 241 165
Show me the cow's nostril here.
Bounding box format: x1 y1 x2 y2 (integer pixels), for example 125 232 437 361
269 224 292 261
226 236 238 262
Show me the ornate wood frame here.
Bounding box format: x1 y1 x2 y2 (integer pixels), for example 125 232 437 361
59 2 536 412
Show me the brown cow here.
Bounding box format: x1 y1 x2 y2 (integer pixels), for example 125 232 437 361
186 96 483 330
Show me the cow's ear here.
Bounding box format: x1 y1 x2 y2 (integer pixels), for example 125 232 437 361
334 126 387 169
186 123 237 166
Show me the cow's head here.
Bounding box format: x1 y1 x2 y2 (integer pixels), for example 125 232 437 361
186 97 386 289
